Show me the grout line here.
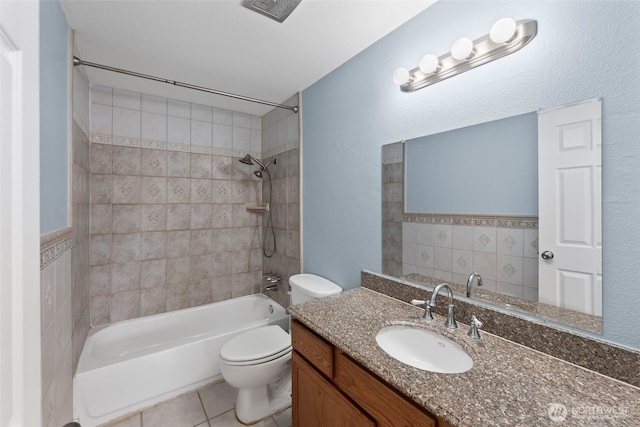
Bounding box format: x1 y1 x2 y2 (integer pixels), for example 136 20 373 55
196 389 212 427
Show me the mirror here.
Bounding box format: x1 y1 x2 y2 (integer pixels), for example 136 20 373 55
382 104 602 334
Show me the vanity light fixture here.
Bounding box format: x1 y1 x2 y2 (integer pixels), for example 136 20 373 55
394 18 537 92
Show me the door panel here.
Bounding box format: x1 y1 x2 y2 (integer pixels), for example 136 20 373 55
538 99 602 316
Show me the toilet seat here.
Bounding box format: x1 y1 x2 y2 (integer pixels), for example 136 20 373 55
220 325 292 366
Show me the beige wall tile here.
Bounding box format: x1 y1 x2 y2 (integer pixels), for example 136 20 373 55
167 256 190 285
141 259 167 288
111 290 140 322
140 287 166 316
111 233 141 263
91 143 112 174
166 230 190 258
167 204 191 230
112 175 141 204
112 146 141 175
111 261 140 293
141 148 167 177
112 205 141 233
167 150 191 177
141 204 167 231
190 153 212 178
141 231 167 260
141 176 167 204
167 177 191 204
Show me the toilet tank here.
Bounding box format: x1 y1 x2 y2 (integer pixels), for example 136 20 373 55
289 274 342 305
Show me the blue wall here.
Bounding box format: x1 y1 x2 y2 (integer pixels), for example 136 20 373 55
405 112 537 215
302 1 640 350
40 0 69 235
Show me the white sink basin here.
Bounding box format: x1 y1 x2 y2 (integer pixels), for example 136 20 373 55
375 325 473 374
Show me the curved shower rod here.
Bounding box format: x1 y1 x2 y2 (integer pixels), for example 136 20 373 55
73 56 299 114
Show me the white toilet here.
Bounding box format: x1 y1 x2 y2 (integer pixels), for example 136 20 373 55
219 273 342 424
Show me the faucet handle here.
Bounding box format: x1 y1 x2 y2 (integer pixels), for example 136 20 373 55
411 299 434 321
467 314 483 339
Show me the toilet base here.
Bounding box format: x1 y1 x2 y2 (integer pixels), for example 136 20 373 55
235 370 291 424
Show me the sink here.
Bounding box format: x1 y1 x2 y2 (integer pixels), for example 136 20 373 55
375 325 473 374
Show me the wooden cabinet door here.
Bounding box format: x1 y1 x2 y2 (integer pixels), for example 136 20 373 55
335 351 436 427
292 352 375 427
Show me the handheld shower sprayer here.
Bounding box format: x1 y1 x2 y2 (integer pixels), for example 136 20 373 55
237 154 278 258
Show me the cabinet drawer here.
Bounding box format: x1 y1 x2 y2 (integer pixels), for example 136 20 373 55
335 350 436 427
291 319 334 378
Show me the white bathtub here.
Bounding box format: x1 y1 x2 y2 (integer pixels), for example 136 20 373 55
73 294 289 427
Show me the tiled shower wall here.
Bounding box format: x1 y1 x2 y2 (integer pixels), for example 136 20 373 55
40 67 91 426
382 142 540 301
89 86 267 325
261 95 301 308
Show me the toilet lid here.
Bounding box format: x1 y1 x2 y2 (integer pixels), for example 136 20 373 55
220 325 291 363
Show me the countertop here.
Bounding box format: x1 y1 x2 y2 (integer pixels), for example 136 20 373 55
290 287 640 427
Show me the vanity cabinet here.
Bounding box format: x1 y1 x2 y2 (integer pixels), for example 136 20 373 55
292 319 450 427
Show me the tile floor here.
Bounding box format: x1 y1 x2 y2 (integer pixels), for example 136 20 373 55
102 380 291 427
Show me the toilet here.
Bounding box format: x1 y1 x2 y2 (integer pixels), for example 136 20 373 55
219 273 342 424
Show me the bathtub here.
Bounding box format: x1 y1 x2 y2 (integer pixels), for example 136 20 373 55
73 294 289 427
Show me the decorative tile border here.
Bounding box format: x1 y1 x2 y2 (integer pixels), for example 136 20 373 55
40 228 73 269
403 212 538 229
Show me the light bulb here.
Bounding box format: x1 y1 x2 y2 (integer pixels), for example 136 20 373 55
490 17 517 44
393 67 411 85
451 37 475 60
419 54 441 74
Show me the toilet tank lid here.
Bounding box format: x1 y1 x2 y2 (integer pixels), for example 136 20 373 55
289 274 342 298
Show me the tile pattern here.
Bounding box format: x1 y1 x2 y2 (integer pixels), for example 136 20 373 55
361 271 639 388
90 86 262 158
41 118 92 427
102 381 291 427
291 287 640 427
89 86 301 325
401 214 539 301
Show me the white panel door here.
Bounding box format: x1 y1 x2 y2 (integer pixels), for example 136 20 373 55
538 99 602 315
0 1 42 426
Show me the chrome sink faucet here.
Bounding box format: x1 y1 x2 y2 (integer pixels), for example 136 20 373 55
466 272 483 297
411 283 458 329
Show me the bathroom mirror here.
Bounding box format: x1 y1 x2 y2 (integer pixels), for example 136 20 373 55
381 105 602 334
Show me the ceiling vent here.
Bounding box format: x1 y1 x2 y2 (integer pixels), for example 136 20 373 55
241 0 302 23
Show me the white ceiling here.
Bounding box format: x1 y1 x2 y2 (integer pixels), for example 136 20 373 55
61 0 436 116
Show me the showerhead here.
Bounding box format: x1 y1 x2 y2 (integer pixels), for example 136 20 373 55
238 154 266 169
239 154 254 165
238 154 277 179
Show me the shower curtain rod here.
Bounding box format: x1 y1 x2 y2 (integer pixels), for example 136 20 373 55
73 56 299 113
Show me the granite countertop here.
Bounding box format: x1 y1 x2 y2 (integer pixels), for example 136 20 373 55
290 287 640 427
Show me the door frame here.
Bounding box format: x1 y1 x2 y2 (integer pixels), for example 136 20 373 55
0 1 42 426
